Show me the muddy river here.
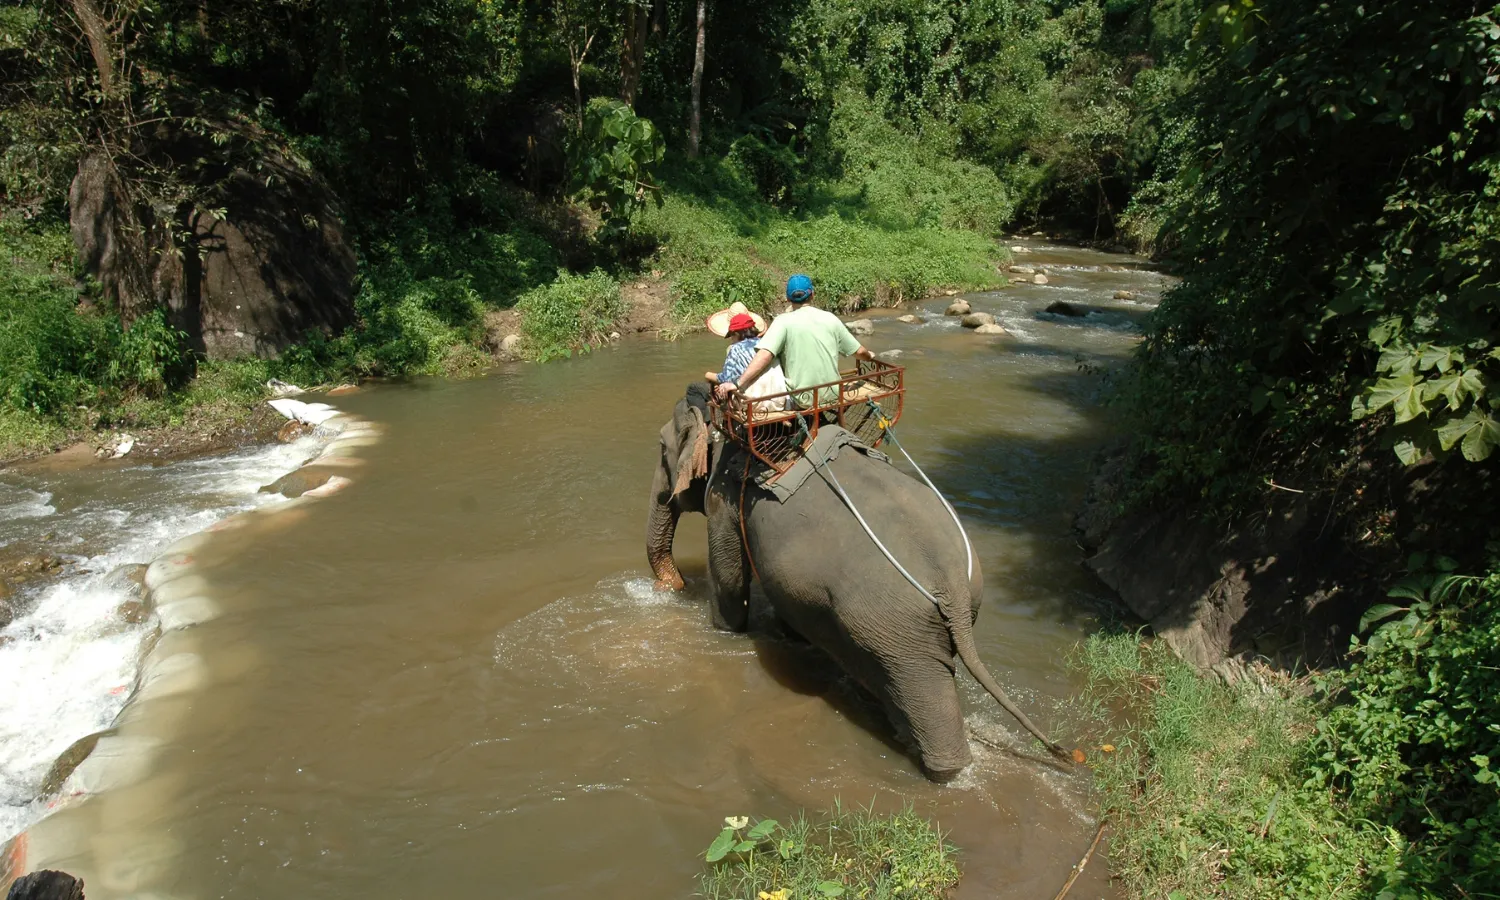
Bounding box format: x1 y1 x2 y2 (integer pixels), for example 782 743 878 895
4 242 1171 898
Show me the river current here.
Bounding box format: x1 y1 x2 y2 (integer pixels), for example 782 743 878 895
2 241 1171 898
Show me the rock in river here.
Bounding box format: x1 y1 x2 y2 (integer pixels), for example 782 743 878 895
896 314 921 324
1008 265 1036 275
944 299 972 316
1032 273 1050 285
960 312 997 329
973 323 1008 335
1045 300 1087 317
844 318 874 336
1113 289 1137 300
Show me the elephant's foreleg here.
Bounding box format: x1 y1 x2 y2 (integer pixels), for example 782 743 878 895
705 485 750 632
647 464 685 591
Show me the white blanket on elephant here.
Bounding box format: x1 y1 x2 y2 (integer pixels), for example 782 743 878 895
756 425 889 503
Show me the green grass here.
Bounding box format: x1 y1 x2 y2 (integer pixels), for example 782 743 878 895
638 193 1006 326
697 802 960 900
1069 633 1390 899
514 268 626 361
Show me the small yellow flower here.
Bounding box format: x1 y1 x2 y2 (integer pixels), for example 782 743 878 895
725 816 750 829
1102 744 1116 753
758 890 789 900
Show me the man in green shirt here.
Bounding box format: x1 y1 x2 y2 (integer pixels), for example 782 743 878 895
715 274 875 409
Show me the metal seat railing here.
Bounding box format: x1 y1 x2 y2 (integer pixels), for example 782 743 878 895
709 359 905 482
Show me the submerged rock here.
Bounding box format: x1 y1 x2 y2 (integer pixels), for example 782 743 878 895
1113 290 1137 301
277 419 313 443
261 467 335 498
960 312 997 328
944 299 971 316
1 554 63 581
1045 300 1087 317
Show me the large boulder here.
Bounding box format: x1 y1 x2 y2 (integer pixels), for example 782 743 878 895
844 318 875 336
960 312 997 328
944 299 972 316
70 147 357 360
1045 300 1088 317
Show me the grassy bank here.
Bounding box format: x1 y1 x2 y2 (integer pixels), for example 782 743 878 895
1071 633 1387 898
1072 593 1500 900
697 803 960 899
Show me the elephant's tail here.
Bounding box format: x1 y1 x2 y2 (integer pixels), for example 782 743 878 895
945 604 1073 763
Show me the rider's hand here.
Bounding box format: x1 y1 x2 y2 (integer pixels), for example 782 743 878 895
715 381 738 400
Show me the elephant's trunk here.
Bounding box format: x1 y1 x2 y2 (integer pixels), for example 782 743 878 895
945 603 1072 762
647 468 685 592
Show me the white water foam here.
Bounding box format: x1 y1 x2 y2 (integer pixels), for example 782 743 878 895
0 437 323 840
0 489 55 547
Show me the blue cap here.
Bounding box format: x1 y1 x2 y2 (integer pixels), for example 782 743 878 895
786 274 814 302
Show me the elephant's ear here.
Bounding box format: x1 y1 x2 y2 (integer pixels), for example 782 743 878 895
671 406 710 500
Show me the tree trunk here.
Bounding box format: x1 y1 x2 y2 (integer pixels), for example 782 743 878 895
69 0 117 96
619 1 650 108
687 0 706 158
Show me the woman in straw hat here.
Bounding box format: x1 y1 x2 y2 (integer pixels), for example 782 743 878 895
703 302 787 413
704 302 768 386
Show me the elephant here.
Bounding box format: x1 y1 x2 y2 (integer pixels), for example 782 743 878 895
646 394 1068 780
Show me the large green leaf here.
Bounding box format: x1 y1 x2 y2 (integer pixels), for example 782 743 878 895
1436 408 1500 461
706 827 737 862
1367 372 1425 423
1418 344 1464 373
1421 368 1485 410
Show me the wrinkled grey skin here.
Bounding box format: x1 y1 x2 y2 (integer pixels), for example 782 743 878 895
647 398 1066 779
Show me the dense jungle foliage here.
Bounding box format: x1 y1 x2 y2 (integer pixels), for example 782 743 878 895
0 0 1199 450
1099 0 1500 896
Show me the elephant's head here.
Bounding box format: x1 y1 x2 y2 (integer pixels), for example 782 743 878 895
647 395 714 591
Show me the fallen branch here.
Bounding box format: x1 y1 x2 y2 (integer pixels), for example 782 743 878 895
1052 819 1108 900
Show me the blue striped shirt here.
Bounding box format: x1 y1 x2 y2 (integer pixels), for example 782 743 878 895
718 337 761 384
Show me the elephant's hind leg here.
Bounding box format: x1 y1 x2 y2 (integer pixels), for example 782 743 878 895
879 656 973 781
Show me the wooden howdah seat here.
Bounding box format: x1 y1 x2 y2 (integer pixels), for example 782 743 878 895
710 359 905 482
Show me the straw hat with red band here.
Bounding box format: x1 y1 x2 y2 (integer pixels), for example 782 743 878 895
705 301 768 337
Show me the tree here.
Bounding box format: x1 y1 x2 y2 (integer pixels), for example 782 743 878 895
619 0 652 107
686 0 706 157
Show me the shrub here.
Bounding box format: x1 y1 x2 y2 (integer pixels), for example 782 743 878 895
515 269 625 361
671 255 776 324
1312 567 1500 897
698 804 960 900
571 98 665 238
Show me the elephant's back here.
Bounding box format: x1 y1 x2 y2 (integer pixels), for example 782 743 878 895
747 449 967 599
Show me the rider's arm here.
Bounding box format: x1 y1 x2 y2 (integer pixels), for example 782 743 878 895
716 348 775 397
853 345 875 361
